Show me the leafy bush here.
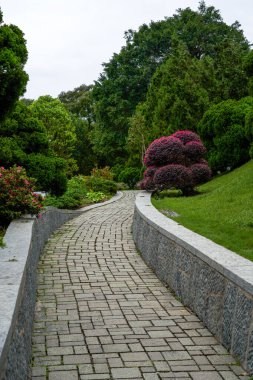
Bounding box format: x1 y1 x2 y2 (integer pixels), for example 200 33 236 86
171 130 201 144
44 175 87 209
154 164 192 192
198 97 253 172
86 191 106 203
144 136 184 166
0 166 43 224
26 154 67 196
85 176 117 194
91 166 114 180
141 130 211 195
190 164 212 185
118 167 142 189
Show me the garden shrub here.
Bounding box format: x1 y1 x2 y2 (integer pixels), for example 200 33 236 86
86 191 106 203
26 154 67 196
154 164 192 192
91 166 114 180
0 166 43 224
140 130 211 195
190 164 212 185
44 175 87 209
144 136 184 166
85 176 117 194
197 97 253 172
118 167 142 189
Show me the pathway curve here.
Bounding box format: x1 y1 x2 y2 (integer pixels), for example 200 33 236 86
32 191 249 380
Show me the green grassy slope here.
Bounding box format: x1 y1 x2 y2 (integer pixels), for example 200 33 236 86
152 160 253 261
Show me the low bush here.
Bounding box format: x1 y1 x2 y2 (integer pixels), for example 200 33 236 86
44 175 87 209
154 164 192 193
91 166 114 180
0 166 43 224
85 176 117 194
26 154 67 195
86 191 106 203
118 167 142 189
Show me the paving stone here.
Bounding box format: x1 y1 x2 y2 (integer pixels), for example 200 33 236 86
31 191 247 380
111 367 141 378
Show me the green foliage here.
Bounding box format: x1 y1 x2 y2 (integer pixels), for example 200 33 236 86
92 2 249 165
198 97 253 172
30 96 78 175
86 191 105 203
0 101 49 155
0 166 43 224
91 166 114 180
0 9 29 120
44 175 87 209
118 167 142 189
85 176 117 194
26 154 67 196
152 160 253 261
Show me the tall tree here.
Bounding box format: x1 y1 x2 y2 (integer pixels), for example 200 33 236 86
0 8 29 120
92 1 249 165
30 96 78 174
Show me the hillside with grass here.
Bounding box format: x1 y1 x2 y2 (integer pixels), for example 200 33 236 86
152 160 253 261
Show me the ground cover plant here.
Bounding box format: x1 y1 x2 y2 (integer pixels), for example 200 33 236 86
44 175 117 209
152 160 253 261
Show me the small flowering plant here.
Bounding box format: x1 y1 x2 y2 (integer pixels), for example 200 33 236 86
0 165 43 224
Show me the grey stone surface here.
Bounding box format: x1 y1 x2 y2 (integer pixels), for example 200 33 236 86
31 191 248 380
132 191 253 374
0 192 122 380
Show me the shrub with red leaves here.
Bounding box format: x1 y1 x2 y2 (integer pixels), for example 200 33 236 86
141 130 211 195
171 130 200 144
154 164 192 192
144 136 184 166
139 176 155 191
184 141 207 161
143 165 157 178
190 164 212 185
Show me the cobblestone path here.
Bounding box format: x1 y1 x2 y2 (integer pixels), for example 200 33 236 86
32 191 249 380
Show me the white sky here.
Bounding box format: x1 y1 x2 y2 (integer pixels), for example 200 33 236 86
1 0 253 99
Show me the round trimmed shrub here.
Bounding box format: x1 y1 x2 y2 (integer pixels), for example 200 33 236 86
184 141 207 161
154 164 192 193
144 136 184 166
190 164 212 185
171 130 200 144
139 176 155 191
143 165 157 178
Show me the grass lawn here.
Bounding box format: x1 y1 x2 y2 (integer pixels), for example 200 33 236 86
0 228 6 247
152 160 253 262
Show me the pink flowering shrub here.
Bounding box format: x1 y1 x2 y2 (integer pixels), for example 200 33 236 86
0 166 43 224
141 130 211 195
144 136 184 166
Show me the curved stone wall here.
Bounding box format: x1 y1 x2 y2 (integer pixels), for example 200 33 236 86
0 192 122 380
132 191 253 374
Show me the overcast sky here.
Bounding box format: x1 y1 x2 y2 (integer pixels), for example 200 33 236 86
1 0 253 99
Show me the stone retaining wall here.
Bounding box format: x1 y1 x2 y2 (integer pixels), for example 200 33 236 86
0 192 122 380
132 192 253 374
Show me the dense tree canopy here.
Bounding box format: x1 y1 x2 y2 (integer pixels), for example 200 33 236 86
92 1 249 165
30 96 78 174
198 97 253 172
0 8 29 120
